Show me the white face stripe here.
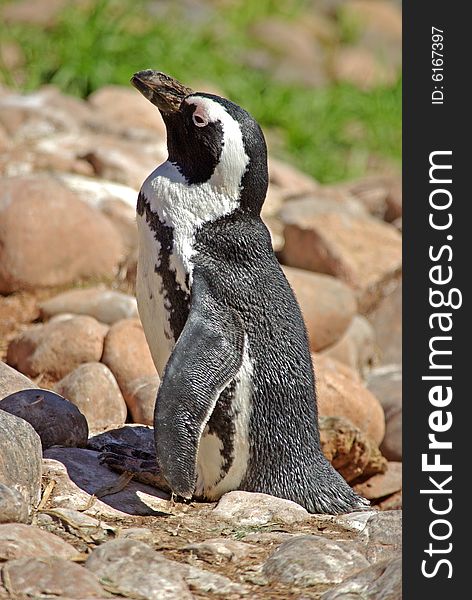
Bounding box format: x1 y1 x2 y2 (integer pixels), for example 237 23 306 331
185 96 249 197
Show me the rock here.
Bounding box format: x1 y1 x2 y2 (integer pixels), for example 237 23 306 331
43 447 170 517
263 535 369 586
88 85 166 138
78 134 165 190
40 286 138 325
340 0 402 70
118 527 154 542
0 388 88 449
101 318 157 406
279 188 368 220
334 511 378 535
87 424 155 455
1 0 68 27
367 365 402 460
85 539 193 600
261 183 286 218
321 556 402 600
262 215 284 252
86 537 247 597
0 523 80 561
0 175 124 293
367 281 402 364
249 18 327 87
0 410 42 513
242 531 294 545
43 507 115 544
315 352 362 382
283 266 357 351
7 315 108 380
183 538 260 563
377 490 402 511
314 354 385 444
125 375 160 425
99 198 138 253
213 491 310 526
0 484 29 524
55 362 127 431
1 557 106 598
392 216 402 232
363 510 402 564
354 462 402 501
319 416 387 483
0 361 35 400
268 157 319 196
281 211 402 313
320 315 377 376
172 560 248 596
0 287 39 339
57 172 137 210
332 46 397 90
337 175 402 222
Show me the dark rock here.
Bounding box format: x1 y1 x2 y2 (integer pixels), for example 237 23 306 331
43 446 170 517
87 424 155 455
0 388 88 450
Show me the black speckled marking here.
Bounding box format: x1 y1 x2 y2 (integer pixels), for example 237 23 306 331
206 380 236 477
137 191 190 341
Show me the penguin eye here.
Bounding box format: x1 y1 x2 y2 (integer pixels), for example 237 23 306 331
192 113 208 127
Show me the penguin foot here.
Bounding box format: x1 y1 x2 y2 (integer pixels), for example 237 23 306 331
99 442 170 492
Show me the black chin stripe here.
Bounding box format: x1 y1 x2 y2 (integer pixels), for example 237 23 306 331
137 192 190 340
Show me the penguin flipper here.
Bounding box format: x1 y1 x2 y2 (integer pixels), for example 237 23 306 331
154 270 245 499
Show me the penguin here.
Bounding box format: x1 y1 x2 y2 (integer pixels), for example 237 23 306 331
131 70 368 514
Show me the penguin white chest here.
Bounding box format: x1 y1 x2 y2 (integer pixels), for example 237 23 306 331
136 164 198 376
136 211 190 376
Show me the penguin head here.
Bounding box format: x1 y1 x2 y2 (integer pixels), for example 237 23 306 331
131 70 268 215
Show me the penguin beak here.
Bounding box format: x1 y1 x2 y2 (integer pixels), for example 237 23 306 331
130 70 194 114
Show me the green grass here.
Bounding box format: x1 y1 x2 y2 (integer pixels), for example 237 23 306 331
0 0 401 183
